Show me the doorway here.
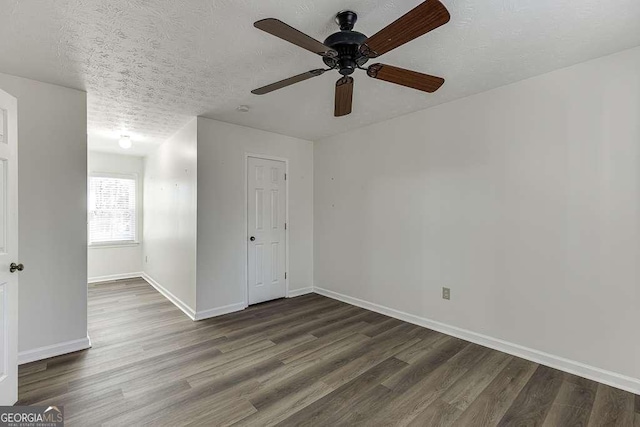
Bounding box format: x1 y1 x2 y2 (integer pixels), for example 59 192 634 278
246 155 288 305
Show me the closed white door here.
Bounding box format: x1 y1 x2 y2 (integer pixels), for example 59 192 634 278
0 88 19 405
247 157 286 305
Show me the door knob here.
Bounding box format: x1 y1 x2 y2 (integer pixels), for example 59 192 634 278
10 263 24 273
250 236 256 241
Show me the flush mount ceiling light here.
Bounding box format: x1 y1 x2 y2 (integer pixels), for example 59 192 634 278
119 135 132 149
237 105 250 113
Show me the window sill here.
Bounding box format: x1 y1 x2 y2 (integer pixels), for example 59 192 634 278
89 242 140 249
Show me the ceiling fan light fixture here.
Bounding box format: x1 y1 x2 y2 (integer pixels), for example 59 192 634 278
251 0 450 117
119 135 132 149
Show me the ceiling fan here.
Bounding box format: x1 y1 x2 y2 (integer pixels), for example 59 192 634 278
251 0 450 117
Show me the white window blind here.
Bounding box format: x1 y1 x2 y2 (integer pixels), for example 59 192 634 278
89 175 137 244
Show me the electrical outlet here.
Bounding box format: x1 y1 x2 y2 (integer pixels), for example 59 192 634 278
145 256 148 263
442 287 451 300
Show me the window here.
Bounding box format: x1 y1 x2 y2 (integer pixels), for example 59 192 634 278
89 174 138 245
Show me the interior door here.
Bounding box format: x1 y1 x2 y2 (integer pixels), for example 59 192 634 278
0 88 18 405
247 157 286 305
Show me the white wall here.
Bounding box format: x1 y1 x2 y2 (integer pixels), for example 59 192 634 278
196 118 314 313
0 72 88 354
143 119 198 311
88 151 144 281
315 47 640 383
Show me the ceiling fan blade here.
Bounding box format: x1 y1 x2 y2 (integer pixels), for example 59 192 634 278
367 64 444 93
252 69 326 95
255 19 337 58
335 76 354 117
360 0 450 58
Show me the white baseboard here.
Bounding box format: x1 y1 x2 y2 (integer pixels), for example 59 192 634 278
288 287 314 298
88 272 143 284
313 286 640 395
140 273 246 322
194 302 246 321
192 285 315 320
18 336 92 365
141 273 196 320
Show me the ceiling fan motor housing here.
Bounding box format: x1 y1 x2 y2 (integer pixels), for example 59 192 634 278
323 11 369 75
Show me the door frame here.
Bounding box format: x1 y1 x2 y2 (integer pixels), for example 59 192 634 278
244 153 289 307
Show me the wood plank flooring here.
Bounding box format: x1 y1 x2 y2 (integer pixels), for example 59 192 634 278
18 278 639 426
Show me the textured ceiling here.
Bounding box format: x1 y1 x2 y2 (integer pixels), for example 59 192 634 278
1 0 639 154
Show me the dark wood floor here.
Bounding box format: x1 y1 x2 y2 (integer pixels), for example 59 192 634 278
18 278 639 426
